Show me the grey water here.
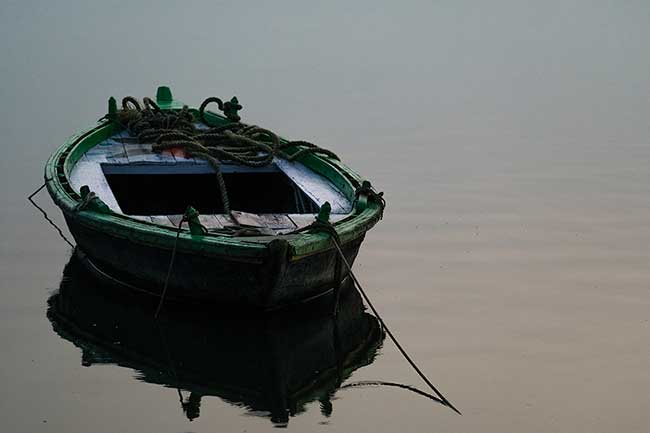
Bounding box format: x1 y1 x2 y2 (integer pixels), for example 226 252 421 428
2 1 650 432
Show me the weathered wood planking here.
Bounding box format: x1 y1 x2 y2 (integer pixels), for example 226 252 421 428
150 216 177 227
123 143 175 164
287 214 316 230
215 214 237 228
274 159 351 214
112 136 139 144
104 141 129 164
230 211 261 227
127 213 342 235
198 214 223 230
261 214 297 229
84 143 109 163
287 213 351 230
167 215 184 227
231 211 296 229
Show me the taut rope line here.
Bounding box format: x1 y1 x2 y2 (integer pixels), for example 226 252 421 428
154 215 186 319
299 218 460 414
28 182 75 248
330 237 461 414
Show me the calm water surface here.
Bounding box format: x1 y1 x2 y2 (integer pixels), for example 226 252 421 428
1 1 649 432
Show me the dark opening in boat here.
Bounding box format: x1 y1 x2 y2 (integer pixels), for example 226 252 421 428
102 164 319 215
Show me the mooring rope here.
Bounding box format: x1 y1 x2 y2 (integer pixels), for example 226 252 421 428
310 222 461 415
154 216 186 319
340 381 446 406
115 96 339 214
28 182 75 248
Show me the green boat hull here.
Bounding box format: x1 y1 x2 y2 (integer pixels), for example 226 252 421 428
67 213 365 308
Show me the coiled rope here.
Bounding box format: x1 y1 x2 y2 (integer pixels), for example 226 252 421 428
115 96 339 214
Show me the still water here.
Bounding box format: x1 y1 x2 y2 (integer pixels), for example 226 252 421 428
1 1 649 432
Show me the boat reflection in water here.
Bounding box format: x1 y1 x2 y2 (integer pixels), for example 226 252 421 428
47 256 384 426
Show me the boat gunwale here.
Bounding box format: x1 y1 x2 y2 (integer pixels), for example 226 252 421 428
45 108 383 260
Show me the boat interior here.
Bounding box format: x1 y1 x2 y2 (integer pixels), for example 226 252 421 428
69 130 353 234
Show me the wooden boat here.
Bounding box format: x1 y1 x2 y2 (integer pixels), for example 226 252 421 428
45 86 384 309
47 256 384 426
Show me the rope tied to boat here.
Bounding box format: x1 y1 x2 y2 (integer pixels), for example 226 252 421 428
302 209 461 415
354 180 386 218
27 182 75 248
115 95 339 214
154 209 190 319
74 185 112 214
